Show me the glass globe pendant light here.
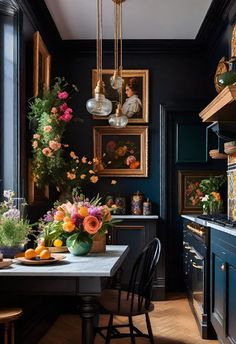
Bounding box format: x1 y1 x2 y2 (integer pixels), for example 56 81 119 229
86 0 112 116
108 103 128 128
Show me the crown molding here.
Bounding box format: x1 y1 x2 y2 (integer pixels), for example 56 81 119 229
196 0 234 45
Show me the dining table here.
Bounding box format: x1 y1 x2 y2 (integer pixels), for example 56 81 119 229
0 245 129 344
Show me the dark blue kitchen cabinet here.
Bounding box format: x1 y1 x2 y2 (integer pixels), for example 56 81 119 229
109 216 165 300
210 228 236 344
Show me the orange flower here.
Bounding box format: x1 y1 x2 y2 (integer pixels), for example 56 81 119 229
63 221 75 232
90 176 98 183
79 206 89 217
83 216 102 234
102 205 112 222
54 210 65 221
130 161 140 169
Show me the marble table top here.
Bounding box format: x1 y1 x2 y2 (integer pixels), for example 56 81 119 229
0 245 129 277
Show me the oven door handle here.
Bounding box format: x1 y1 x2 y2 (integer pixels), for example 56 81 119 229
192 262 203 270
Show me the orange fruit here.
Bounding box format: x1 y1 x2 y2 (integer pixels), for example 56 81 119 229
39 249 51 260
24 248 37 260
53 239 63 247
35 245 45 255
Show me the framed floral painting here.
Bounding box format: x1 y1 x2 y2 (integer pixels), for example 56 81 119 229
93 126 148 177
178 170 224 214
92 69 149 123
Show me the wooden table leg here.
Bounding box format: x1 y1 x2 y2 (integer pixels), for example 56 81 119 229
79 296 96 344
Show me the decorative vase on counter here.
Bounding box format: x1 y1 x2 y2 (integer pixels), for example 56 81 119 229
217 57 236 89
90 233 106 253
66 237 92 256
0 245 24 259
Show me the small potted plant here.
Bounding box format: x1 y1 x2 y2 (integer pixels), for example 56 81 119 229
0 190 33 258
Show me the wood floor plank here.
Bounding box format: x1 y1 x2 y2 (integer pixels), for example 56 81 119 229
39 294 219 344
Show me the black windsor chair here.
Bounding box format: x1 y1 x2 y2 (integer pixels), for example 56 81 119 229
96 237 161 344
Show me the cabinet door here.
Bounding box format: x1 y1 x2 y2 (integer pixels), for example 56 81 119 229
111 224 145 286
211 251 225 340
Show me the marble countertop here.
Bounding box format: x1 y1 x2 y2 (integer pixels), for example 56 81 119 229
0 245 129 277
181 215 236 237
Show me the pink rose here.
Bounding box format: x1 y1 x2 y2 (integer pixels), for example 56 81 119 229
42 147 52 157
126 155 136 166
59 113 72 122
49 140 61 151
58 91 69 100
60 103 68 112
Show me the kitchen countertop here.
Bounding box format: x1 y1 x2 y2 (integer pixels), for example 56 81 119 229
181 214 236 237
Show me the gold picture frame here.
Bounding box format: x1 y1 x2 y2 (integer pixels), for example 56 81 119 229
33 31 51 97
93 126 148 177
178 170 224 214
92 69 149 123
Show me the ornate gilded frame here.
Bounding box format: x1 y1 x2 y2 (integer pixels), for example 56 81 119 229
33 31 51 96
92 69 149 123
93 126 148 177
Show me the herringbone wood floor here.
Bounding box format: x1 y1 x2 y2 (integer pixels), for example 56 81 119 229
39 294 219 344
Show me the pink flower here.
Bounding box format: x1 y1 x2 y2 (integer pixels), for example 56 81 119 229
83 215 102 235
65 108 72 114
42 147 53 157
106 140 116 153
126 155 136 166
33 134 41 140
43 125 52 133
51 107 58 114
49 140 61 151
59 113 72 122
32 141 38 149
58 91 69 100
60 103 68 112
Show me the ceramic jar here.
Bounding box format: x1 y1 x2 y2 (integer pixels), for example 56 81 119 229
131 191 143 215
218 58 236 88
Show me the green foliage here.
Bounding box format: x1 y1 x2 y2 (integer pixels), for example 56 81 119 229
199 175 226 194
0 218 32 247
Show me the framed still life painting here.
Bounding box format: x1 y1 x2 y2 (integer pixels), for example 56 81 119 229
178 170 224 214
92 69 149 123
93 126 148 177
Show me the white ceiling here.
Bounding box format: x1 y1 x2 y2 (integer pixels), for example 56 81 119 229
44 0 212 40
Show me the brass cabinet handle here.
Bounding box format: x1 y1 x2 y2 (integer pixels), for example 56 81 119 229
221 263 225 272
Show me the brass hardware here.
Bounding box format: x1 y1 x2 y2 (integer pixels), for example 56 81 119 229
187 224 205 237
221 263 225 271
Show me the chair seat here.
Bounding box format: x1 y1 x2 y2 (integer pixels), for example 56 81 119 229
98 289 154 316
0 308 23 323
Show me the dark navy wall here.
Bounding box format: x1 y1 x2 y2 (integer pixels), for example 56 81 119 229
18 0 236 291
52 44 209 213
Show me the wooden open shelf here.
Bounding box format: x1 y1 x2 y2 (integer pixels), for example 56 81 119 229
199 85 236 122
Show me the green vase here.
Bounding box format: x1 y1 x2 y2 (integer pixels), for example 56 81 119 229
66 237 92 256
218 59 236 88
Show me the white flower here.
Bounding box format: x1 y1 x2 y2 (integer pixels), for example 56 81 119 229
201 194 209 202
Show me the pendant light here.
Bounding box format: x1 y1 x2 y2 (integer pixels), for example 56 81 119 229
86 0 112 116
108 0 128 128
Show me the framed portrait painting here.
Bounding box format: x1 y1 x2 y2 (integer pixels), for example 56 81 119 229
93 126 148 177
33 31 51 97
178 170 224 214
92 69 149 123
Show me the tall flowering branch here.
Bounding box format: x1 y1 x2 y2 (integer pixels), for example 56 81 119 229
28 77 99 192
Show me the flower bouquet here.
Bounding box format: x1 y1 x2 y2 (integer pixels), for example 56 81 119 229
38 195 117 255
199 175 226 215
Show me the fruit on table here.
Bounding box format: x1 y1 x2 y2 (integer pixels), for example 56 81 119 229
35 245 45 255
53 239 63 247
39 249 51 260
24 249 37 260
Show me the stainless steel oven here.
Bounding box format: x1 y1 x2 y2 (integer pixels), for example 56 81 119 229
183 220 215 339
